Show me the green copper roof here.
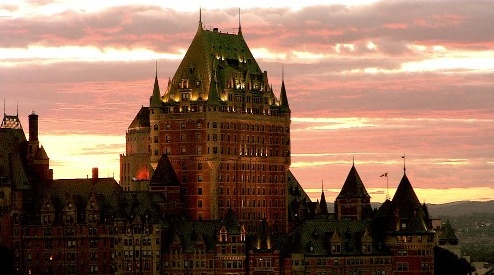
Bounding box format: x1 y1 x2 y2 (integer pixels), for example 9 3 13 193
166 25 263 101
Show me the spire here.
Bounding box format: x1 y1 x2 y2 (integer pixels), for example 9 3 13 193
198 7 203 30
279 66 290 113
238 8 242 36
150 62 162 108
320 179 328 214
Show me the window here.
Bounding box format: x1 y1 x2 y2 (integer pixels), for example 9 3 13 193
198 200 203 208
198 175 203 182
181 122 186 129
198 188 203 195
397 262 409 271
181 147 186 154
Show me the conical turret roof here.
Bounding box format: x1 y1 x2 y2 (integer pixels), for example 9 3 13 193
279 80 291 113
337 165 370 199
392 174 421 211
150 69 162 108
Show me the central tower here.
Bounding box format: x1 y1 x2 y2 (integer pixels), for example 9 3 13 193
148 16 291 232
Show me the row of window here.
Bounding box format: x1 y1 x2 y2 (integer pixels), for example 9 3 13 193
180 162 285 172
181 173 287 185
156 121 288 133
123 238 158 246
218 199 286 209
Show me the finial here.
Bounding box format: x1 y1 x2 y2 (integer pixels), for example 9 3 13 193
198 7 203 30
155 60 158 78
352 155 355 166
3 97 5 116
402 153 406 173
321 179 324 192
16 100 18 116
281 64 284 82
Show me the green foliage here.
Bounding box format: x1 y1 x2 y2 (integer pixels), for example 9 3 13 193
435 246 475 275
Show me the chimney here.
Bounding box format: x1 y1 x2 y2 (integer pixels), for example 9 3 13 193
28 111 39 141
92 167 99 183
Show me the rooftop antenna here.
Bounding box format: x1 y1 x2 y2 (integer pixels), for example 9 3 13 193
17 100 19 116
3 97 5 116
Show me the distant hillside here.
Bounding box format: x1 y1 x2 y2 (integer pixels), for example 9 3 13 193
427 201 494 217
326 201 494 217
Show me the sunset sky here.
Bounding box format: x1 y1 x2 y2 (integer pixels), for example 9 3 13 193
1 0 493 204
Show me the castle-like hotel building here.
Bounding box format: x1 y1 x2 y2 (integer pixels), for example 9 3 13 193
0 14 458 275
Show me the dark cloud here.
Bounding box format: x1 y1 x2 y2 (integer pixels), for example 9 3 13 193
2 1 494 54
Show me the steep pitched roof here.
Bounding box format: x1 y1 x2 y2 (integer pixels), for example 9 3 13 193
166 25 262 101
438 220 459 245
287 219 387 256
32 178 123 224
279 80 291 113
337 165 370 199
376 173 431 234
392 174 421 211
34 145 49 160
150 71 162 108
128 106 150 129
149 154 180 186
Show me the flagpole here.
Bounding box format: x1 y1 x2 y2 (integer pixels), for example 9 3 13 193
386 171 390 200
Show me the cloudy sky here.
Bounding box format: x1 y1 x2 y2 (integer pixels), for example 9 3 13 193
1 0 493 204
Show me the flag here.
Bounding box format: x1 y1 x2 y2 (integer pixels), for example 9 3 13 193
380 173 388 177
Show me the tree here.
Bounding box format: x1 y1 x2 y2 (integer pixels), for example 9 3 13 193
435 246 475 275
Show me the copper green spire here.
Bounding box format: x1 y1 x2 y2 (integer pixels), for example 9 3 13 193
150 61 161 108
